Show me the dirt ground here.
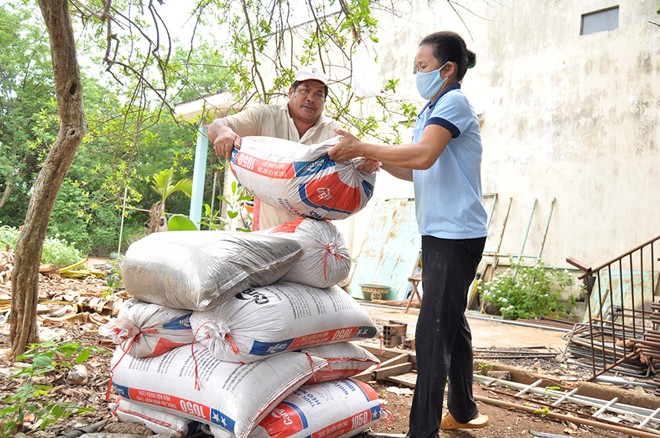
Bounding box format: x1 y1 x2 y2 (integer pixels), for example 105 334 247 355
0 263 657 437
365 381 624 438
356 311 640 438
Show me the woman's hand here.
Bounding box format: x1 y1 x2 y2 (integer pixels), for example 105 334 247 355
328 128 363 163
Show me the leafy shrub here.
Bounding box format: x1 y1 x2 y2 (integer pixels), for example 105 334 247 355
201 181 253 231
105 254 125 291
0 340 107 436
479 260 577 320
48 179 131 257
48 179 93 254
0 225 83 267
0 225 19 249
41 236 84 267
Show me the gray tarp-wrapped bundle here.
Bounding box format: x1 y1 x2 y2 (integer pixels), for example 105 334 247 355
121 231 302 311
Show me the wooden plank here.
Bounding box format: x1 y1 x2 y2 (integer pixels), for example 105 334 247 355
356 343 417 367
379 353 410 368
374 363 413 380
357 343 407 360
386 371 417 388
351 368 375 383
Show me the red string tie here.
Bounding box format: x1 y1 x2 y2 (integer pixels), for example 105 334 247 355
323 242 345 280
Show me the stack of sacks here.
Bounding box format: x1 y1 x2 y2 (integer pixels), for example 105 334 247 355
187 217 383 437
103 230 322 438
109 345 328 438
103 219 384 437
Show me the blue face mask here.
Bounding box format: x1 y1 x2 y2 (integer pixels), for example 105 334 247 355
415 62 449 100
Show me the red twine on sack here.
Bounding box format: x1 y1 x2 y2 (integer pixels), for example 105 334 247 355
190 343 202 391
190 322 213 391
304 352 318 377
382 408 394 426
110 395 120 417
323 243 345 280
225 334 240 355
190 321 242 390
105 336 138 401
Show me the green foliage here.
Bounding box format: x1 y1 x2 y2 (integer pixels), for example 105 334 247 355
0 1 402 256
40 236 84 268
218 180 253 231
0 3 57 226
534 407 550 417
478 363 494 373
201 180 253 231
151 169 193 205
168 46 233 104
212 0 410 145
479 260 577 320
0 225 83 267
0 225 19 249
149 169 193 231
0 340 106 436
0 2 205 255
168 214 198 231
48 180 94 254
398 102 420 128
105 256 125 295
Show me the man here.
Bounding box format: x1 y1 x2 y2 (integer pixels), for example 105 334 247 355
208 67 339 230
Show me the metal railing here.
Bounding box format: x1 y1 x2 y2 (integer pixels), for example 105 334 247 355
565 235 660 380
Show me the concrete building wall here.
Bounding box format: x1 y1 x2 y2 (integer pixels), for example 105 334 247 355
339 0 660 270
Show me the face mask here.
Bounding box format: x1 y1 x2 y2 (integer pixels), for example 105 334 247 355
415 62 449 100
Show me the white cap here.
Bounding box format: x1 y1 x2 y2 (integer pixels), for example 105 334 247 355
294 67 328 85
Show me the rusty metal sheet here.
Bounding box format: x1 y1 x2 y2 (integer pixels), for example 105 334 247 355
348 198 421 301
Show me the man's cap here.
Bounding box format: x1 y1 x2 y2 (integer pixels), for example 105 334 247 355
294 67 328 85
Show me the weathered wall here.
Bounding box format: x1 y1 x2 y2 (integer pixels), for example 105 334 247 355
341 0 659 270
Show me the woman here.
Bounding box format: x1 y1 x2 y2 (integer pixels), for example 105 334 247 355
328 31 488 437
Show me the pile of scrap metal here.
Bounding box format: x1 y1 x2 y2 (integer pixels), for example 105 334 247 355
633 301 660 396
564 235 660 386
633 302 660 362
563 315 653 378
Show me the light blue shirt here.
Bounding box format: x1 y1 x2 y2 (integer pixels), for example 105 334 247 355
412 84 488 239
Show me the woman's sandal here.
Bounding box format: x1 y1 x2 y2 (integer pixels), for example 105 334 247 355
440 412 489 430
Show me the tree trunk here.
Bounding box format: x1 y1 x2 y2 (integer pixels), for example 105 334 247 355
0 181 11 209
10 0 86 359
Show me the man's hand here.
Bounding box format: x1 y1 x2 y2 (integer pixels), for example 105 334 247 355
208 119 242 160
356 159 380 173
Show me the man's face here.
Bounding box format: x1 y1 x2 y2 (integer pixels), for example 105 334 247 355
287 80 326 124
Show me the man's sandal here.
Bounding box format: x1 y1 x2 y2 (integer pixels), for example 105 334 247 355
440 412 489 430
